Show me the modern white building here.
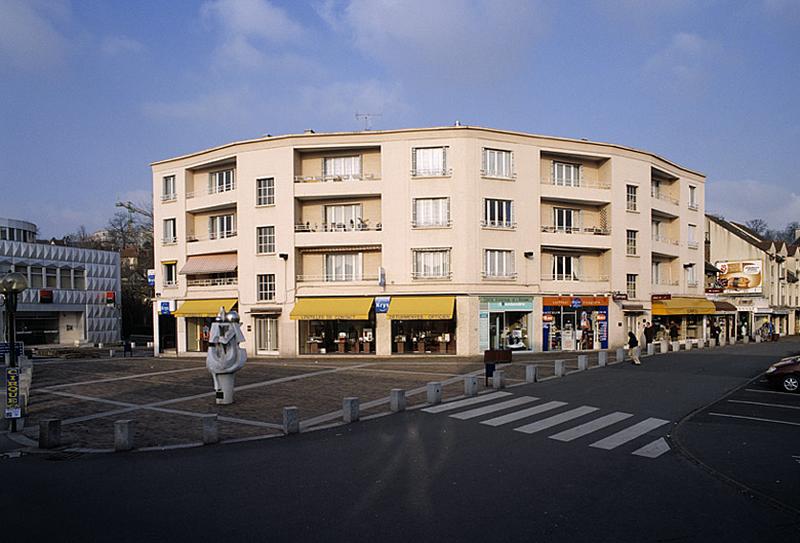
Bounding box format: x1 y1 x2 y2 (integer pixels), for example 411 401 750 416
151 125 706 357
0 217 122 346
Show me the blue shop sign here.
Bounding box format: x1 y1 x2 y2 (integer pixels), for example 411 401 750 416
375 296 391 313
160 301 172 315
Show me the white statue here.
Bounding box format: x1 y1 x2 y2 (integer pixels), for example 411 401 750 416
206 308 247 404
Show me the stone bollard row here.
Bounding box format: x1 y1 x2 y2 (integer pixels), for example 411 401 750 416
577 355 588 371
554 360 566 377
598 351 608 367
283 406 299 434
343 397 360 423
525 365 538 383
390 389 406 412
38 419 61 449
426 382 442 405
114 419 135 452
492 370 506 390
464 375 478 397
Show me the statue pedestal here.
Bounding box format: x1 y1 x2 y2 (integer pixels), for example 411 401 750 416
216 373 236 405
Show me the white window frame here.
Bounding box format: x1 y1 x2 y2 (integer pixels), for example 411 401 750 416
411 147 449 177
626 185 638 211
413 198 450 228
651 262 660 284
626 230 638 256
163 218 177 244
689 186 697 208
651 179 660 199
255 316 279 353
482 148 514 179
209 169 235 194
412 248 451 279
325 204 363 231
688 224 697 247
627 274 637 299
257 273 276 301
553 162 581 187
163 263 177 287
256 225 276 254
256 177 275 206
553 207 580 232
552 254 578 281
209 214 236 239
323 156 362 181
686 265 697 286
484 249 515 278
162 175 176 201
324 252 363 281
483 199 514 228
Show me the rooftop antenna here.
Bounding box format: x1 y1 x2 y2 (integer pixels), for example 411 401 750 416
355 112 381 131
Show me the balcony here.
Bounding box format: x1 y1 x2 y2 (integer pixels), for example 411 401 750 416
688 240 699 250
541 274 610 292
688 202 699 211
411 168 452 178
540 178 611 205
186 231 238 255
482 271 518 280
185 183 237 212
412 271 453 280
652 280 679 295
651 191 680 218
540 226 612 251
651 235 680 257
294 173 379 183
162 237 177 246
187 277 238 287
294 175 383 199
160 193 177 202
481 220 515 230
293 225 382 248
295 222 382 233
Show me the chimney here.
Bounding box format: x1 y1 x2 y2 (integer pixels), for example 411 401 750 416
304 129 315 134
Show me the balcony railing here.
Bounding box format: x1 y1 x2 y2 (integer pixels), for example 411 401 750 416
294 173 379 183
653 279 679 286
688 241 699 249
161 193 177 202
651 191 679 205
652 234 680 245
295 222 382 233
541 274 609 282
481 220 515 229
688 202 699 211
541 225 610 235
163 280 178 288
481 271 518 280
162 237 177 245
186 231 237 242
187 277 238 287
687 280 699 288
411 271 453 280
411 168 452 177
541 177 610 189
296 273 378 282
480 169 516 180
412 220 452 229
186 183 236 199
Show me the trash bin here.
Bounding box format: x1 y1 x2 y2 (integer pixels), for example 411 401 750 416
483 349 512 385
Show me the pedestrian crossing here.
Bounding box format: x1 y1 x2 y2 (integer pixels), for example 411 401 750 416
421 393 671 459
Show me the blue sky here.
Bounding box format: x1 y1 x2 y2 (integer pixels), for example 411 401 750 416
1 0 799 237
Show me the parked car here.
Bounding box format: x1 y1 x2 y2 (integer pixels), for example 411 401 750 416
765 356 800 393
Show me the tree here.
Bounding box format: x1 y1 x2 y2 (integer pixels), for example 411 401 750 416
745 219 768 237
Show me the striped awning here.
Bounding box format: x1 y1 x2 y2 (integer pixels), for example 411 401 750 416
179 253 237 275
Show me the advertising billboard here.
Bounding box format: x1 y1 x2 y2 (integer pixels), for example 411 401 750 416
715 260 763 294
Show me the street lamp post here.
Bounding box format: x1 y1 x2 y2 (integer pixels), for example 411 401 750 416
1 272 28 432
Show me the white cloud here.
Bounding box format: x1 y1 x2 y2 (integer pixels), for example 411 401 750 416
706 179 800 228
101 35 144 56
0 0 70 71
329 0 546 84
201 0 304 67
644 32 722 92
142 88 254 122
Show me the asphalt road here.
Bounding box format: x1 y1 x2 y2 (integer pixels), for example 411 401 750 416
3 341 800 542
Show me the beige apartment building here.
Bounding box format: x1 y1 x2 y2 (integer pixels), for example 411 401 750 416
151 126 706 357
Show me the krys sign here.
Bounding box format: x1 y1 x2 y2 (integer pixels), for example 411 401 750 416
5 367 21 419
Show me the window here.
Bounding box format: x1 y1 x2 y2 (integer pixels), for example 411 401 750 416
325 204 362 231
554 207 579 232
552 254 578 281
482 148 513 178
688 224 697 248
325 253 362 281
626 185 638 211
412 147 448 176
626 274 637 299
209 169 235 193
29 266 43 288
162 175 176 201
256 177 275 206
323 156 361 180
414 198 450 227
412 249 451 278
651 179 660 199
651 262 660 284
73 270 85 290
483 199 514 228
689 186 698 209
61 268 74 290
257 274 276 301
651 220 661 241
0 227 6 240
626 230 637 255
163 263 177 287
163 219 176 244
46 267 57 288
553 162 581 186
256 226 275 254
484 249 515 278
209 214 236 239
255 316 279 352
686 265 697 286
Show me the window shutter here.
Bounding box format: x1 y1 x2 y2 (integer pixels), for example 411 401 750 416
446 198 451 224
208 217 214 236
412 199 417 224
411 148 417 173
208 173 213 194
442 147 447 173
481 148 487 172
578 165 584 184
574 256 582 279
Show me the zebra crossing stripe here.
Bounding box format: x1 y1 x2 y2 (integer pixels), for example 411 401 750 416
480 401 567 427
450 396 538 420
549 412 634 442
589 417 670 450
632 437 671 458
422 391 512 414
513 405 599 434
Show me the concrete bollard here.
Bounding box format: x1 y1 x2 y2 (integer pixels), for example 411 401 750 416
464 375 478 397
647 343 655 356
525 365 538 383
671 341 680 352
708 338 716 347
38 419 61 449
577 355 589 371
554 360 566 377
343 397 360 423
492 370 506 389
201 414 219 444
755 334 761 343
686 341 693 351
598 351 608 367
390 389 406 412
616 348 625 363
426 382 442 405
743 335 750 344
283 406 299 434
660 340 668 354
114 419 135 452
697 339 705 349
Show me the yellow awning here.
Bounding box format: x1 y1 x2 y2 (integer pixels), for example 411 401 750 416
173 298 237 317
290 297 373 320
387 296 455 320
652 297 716 316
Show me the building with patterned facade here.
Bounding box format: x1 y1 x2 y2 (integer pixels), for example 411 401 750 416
0 217 121 346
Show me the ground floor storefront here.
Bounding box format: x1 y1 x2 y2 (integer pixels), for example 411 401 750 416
541 296 609 352
1 308 89 346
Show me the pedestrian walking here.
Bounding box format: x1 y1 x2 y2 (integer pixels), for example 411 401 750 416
627 331 641 365
643 321 655 345
669 321 679 342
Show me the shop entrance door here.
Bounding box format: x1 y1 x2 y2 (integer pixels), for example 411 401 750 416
489 313 503 350
255 316 279 354
559 310 577 351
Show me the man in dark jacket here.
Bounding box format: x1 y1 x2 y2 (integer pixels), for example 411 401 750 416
643 321 655 345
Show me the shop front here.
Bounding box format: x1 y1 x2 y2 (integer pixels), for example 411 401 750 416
479 296 534 351
387 296 456 354
291 297 375 354
173 298 237 352
543 296 608 351
651 296 715 341
709 300 737 343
